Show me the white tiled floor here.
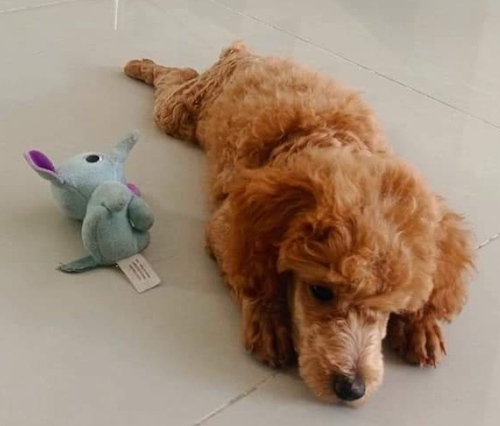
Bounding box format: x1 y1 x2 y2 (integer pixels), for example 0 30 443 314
0 0 499 425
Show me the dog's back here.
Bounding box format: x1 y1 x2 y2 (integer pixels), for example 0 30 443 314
195 47 387 207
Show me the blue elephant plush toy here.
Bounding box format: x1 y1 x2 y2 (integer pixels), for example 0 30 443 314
24 132 154 273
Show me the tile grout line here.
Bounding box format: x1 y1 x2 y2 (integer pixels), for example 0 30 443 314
475 232 500 250
190 372 278 426
208 0 500 131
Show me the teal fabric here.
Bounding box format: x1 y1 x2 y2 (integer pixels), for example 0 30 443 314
25 132 154 272
58 256 100 273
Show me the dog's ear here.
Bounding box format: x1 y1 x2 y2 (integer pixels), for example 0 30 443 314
361 160 474 314
426 199 474 319
228 167 316 297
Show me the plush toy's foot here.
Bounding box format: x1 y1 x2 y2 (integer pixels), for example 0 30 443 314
58 256 100 273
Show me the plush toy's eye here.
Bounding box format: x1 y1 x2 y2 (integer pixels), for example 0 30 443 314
85 155 101 163
310 285 335 302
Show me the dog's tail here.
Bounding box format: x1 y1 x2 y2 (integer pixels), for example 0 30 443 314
124 59 159 86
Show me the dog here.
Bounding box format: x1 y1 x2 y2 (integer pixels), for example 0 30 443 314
124 41 474 405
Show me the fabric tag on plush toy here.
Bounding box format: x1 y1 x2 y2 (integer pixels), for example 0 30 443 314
117 254 161 293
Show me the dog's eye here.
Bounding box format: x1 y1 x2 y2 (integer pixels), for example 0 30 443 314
85 154 101 163
310 285 335 302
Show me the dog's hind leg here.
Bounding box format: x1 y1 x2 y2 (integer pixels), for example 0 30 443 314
124 59 200 142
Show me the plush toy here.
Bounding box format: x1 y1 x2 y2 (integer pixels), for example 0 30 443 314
24 132 154 272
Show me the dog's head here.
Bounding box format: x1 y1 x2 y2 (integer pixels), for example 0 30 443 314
230 146 471 404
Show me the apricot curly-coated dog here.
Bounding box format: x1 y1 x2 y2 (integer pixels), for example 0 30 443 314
124 41 474 405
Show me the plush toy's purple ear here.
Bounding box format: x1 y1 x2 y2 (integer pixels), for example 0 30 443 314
24 150 63 184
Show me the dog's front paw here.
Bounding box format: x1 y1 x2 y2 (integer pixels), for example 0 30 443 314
388 314 446 367
241 299 295 368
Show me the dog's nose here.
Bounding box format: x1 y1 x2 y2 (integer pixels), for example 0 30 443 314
333 375 366 401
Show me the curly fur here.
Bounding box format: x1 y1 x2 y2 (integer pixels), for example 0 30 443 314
124 41 474 405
